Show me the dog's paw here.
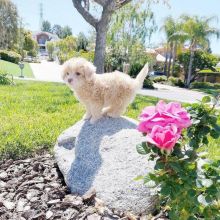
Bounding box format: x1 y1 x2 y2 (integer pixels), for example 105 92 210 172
90 117 101 124
83 113 92 120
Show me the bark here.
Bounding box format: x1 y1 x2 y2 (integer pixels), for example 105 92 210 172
73 0 132 74
171 42 177 77
163 45 168 77
94 22 109 73
167 43 173 78
186 48 195 88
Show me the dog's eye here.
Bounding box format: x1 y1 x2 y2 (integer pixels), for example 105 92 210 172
76 72 80 76
66 72 69 76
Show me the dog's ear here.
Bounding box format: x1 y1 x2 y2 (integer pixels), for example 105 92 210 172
83 61 96 81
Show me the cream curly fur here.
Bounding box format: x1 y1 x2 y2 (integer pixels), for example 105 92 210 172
62 58 148 124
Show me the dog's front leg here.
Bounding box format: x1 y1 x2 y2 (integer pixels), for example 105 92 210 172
82 104 92 120
83 111 92 120
89 104 103 124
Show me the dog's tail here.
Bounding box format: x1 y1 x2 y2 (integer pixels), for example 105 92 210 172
134 63 149 90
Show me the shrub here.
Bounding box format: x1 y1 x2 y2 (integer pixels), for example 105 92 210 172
57 50 94 64
46 41 55 61
153 75 167 83
171 64 181 77
191 81 220 90
168 77 185 87
178 50 219 85
136 97 220 219
0 69 13 85
0 50 21 64
143 78 154 89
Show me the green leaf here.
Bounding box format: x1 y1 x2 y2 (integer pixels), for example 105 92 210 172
202 136 209 145
201 179 213 187
188 189 196 198
170 162 181 172
160 185 171 196
143 174 151 183
154 161 165 170
136 142 149 155
202 96 211 103
187 216 197 220
192 119 200 125
145 180 156 188
133 175 143 181
210 129 220 139
198 194 209 206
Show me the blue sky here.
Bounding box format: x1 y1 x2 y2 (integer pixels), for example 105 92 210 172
12 0 220 54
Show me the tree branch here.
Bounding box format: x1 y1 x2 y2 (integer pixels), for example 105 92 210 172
93 0 108 6
72 0 98 27
115 0 132 9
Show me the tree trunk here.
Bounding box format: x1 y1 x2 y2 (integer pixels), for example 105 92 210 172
163 45 168 77
94 23 108 74
167 43 173 78
186 48 194 88
171 42 177 77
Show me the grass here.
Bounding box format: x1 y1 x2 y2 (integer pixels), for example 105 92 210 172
0 80 219 160
0 80 159 159
199 67 220 74
195 88 220 96
0 60 33 78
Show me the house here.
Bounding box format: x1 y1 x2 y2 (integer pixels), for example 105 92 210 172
32 31 59 55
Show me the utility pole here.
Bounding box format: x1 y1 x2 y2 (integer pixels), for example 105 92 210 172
39 2 43 31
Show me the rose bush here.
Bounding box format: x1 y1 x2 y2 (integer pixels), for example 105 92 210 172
136 96 220 220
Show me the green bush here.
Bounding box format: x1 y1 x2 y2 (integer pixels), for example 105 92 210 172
191 81 220 89
153 75 167 83
143 78 154 89
0 50 21 64
57 50 94 64
171 64 181 77
168 77 185 87
0 69 13 85
129 63 144 77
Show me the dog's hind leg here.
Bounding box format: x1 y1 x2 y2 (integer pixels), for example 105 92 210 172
106 105 126 118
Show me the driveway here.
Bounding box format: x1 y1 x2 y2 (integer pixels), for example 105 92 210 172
138 83 206 103
29 61 207 103
30 60 63 83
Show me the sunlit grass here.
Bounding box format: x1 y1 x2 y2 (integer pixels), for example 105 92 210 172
0 60 33 77
0 80 219 160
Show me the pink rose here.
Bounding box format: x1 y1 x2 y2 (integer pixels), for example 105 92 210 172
146 124 180 150
137 100 191 134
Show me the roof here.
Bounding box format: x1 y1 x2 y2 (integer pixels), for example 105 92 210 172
32 31 59 41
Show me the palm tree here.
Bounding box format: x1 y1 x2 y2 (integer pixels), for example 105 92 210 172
160 16 181 78
180 15 220 87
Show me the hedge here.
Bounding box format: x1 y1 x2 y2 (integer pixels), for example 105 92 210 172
191 81 220 89
0 50 21 64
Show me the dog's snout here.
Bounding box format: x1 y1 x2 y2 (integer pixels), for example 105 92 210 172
68 78 73 83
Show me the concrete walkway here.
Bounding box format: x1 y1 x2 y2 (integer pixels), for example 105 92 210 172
138 83 206 103
30 60 63 83
29 61 207 103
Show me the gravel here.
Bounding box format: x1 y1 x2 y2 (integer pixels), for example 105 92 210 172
0 154 167 220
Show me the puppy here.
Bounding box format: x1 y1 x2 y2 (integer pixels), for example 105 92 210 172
62 58 148 124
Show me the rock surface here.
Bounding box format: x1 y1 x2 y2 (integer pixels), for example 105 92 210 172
54 117 157 214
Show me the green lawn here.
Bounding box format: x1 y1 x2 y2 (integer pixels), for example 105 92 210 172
195 88 220 96
0 81 219 160
0 60 33 78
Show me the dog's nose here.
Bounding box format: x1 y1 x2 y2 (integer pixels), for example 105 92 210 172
68 78 72 83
